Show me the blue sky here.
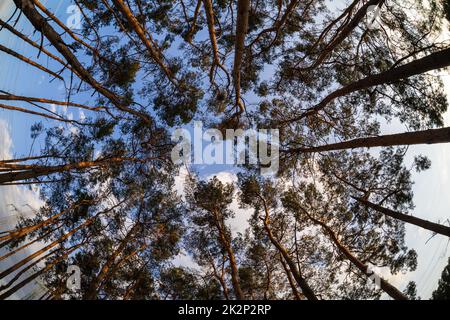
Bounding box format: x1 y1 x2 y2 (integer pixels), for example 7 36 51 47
1 0 450 299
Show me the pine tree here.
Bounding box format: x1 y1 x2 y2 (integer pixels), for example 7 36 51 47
432 258 450 300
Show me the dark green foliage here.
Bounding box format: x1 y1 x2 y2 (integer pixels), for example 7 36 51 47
1 0 449 301
432 258 450 300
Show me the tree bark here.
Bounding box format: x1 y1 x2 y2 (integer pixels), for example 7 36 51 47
110 0 177 87
259 196 318 300
233 0 251 113
0 208 66 242
84 224 140 299
0 94 103 112
302 0 383 71
0 156 155 184
203 0 229 86
0 216 94 281
302 208 408 300
286 127 450 154
13 0 151 124
0 226 60 263
288 47 450 122
0 243 81 300
280 256 302 300
212 210 245 300
0 44 63 80
354 197 450 238
0 18 72 71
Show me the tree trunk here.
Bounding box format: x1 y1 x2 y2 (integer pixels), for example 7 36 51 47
110 0 177 86
287 127 450 153
0 247 60 291
0 44 62 80
290 47 450 122
233 0 251 113
13 0 151 124
0 244 81 300
0 207 67 242
84 224 140 299
0 18 72 71
280 256 302 300
354 197 450 238
259 197 318 300
0 157 148 184
210 257 230 300
0 215 95 281
96 243 149 295
0 226 61 263
213 212 245 300
302 209 408 300
304 0 383 71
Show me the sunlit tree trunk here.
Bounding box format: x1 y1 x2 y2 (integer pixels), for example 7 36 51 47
259 196 318 300
286 127 450 153
302 208 408 300
84 224 140 299
0 243 81 300
0 216 94 281
289 47 450 122
212 209 245 300
233 0 251 113
280 256 302 300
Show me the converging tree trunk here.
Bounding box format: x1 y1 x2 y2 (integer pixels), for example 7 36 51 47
258 195 318 300
212 209 245 300
285 127 450 154
288 47 450 122
354 197 450 238
84 223 141 299
233 0 251 113
301 208 408 300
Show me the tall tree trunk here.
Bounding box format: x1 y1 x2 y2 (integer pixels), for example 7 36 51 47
233 0 251 113
96 243 149 295
301 208 408 300
0 247 61 291
0 226 61 263
210 257 230 300
303 0 383 71
84 224 140 300
213 210 245 300
0 244 81 300
203 0 229 86
0 156 151 184
288 47 450 122
0 217 94 281
0 93 103 112
280 256 302 300
354 197 450 237
0 204 74 242
13 0 152 124
286 127 450 154
110 0 177 86
0 44 63 80
0 18 73 71
259 196 318 300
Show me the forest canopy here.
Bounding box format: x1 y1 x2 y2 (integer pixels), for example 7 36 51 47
0 0 450 300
